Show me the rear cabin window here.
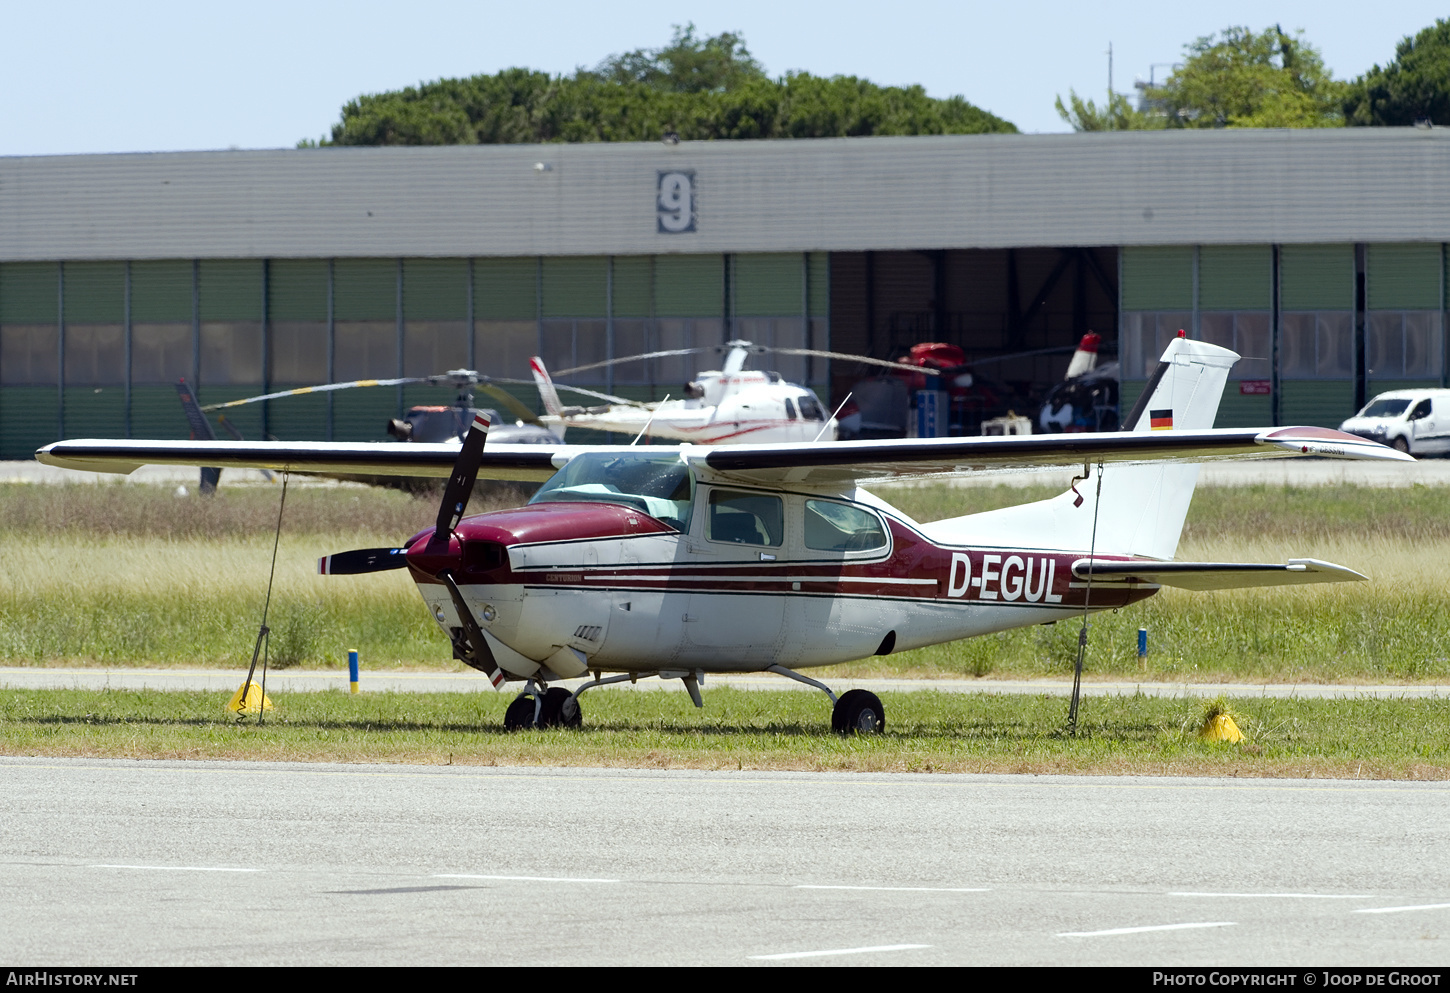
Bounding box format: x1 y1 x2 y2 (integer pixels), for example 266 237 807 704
708 489 783 547
804 500 887 552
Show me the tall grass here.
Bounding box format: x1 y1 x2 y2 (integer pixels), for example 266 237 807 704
3 479 1448 680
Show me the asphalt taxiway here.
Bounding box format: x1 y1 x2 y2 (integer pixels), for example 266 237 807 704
2 758 1448 966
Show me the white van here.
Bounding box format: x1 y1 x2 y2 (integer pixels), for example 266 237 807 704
1340 389 1450 456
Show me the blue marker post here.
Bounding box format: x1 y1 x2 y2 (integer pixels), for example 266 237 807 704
1137 628 1148 660
348 649 360 694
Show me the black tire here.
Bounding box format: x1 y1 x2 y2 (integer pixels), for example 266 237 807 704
503 694 538 731
538 686 582 729
832 689 885 735
1393 436 1412 456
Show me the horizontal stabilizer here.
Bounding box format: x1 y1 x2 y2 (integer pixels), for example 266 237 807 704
1070 557 1367 591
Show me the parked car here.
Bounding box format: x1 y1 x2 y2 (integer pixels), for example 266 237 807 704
1339 390 1450 456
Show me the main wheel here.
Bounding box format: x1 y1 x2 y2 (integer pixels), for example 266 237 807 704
537 687 582 729
503 694 538 731
832 689 885 735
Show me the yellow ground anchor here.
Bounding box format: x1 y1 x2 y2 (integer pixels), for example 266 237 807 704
227 681 274 716
1198 697 1245 743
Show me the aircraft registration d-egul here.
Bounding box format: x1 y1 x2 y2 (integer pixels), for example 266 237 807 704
38 337 1412 733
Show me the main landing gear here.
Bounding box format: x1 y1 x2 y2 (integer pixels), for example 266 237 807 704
504 684 581 730
765 665 886 736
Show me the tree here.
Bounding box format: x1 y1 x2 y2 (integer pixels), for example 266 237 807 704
1147 26 1345 128
320 27 1015 146
1054 90 1165 131
1343 19 1450 126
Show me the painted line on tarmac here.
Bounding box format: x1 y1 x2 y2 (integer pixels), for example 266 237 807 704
796 884 989 893
1354 902 1450 914
1058 921 1236 937
748 943 931 961
1171 891 1375 899
92 863 259 873
434 873 618 884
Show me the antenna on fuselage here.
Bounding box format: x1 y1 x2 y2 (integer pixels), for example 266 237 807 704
630 395 670 445
813 392 853 443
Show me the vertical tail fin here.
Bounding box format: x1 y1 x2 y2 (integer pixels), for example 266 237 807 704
934 335 1238 560
529 357 565 418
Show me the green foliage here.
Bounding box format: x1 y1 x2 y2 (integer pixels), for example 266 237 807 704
325 26 1014 146
1054 91 1166 131
1344 18 1450 126
1147 25 1346 128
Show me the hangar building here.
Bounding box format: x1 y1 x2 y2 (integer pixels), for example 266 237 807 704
2 128 1448 458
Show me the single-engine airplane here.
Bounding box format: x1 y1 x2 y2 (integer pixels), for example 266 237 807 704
37 335 1412 733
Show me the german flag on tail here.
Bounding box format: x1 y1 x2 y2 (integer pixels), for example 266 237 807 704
1150 409 1174 431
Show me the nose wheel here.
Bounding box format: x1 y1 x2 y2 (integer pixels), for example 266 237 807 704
503 686 582 730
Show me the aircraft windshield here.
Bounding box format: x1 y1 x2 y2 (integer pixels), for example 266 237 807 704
1360 398 1411 418
529 452 695 530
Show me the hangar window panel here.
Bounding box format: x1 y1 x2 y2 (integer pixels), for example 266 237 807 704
0 263 60 324
734 254 803 317
654 255 724 317
708 489 783 547
1198 246 1271 310
403 259 467 321
63 262 126 324
474 259 537 321
1120 247 1192 311
473 319 535 381
64 325 124 386
267 260 329 322
542 257 607 318
1367 244 1441 311
131 323 193 384
1368 312 1443 379
654 318 722 384
1121 312 1191 378
1279 245 1353 311
130 261 194 323
334 260 397 321
1281 313 1353 379
540 319 606 381
199 260 264 322
269 321 329 383
609 319 652 384
334 321 398 380
807 253 829 318
404 320 469 378
1199 312 1270 380
1 325 59 384
611 257 653 319
200 322 263 385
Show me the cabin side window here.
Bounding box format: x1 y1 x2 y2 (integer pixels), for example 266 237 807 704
804 499 887 552
708 489 784 547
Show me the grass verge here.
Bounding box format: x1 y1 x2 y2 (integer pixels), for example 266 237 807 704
3 687 1447 779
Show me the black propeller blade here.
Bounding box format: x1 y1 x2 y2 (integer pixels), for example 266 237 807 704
318 547 409 575
427 411 492 554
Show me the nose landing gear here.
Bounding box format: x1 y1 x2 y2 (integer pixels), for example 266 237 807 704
503 684 583 730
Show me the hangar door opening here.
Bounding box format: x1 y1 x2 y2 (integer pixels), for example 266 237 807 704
829 247 1118 436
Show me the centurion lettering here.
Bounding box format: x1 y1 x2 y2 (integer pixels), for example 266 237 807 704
945 552 1062 603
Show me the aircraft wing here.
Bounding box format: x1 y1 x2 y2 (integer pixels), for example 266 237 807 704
692 426 1411 486
35 439 568 481
1072 557 1366 590
35 425 1406 484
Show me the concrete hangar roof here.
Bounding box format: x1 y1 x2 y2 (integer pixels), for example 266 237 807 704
2 128 1449 262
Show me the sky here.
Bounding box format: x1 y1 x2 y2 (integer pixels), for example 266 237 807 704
3 1 1446 156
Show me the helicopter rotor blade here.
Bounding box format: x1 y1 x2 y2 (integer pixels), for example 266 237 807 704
474 383 543 426
199 377 430 411
548 347 711 378
761 347 941 375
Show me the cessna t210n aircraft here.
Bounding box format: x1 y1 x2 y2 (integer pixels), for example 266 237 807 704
38 336 1412 733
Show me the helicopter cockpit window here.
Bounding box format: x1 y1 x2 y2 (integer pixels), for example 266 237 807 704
708 489 783 547
784 398 798 420
797 394 825 421
529 452 694 530
804 500 887 552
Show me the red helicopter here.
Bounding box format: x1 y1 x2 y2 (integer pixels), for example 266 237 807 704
39 335 1409 733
